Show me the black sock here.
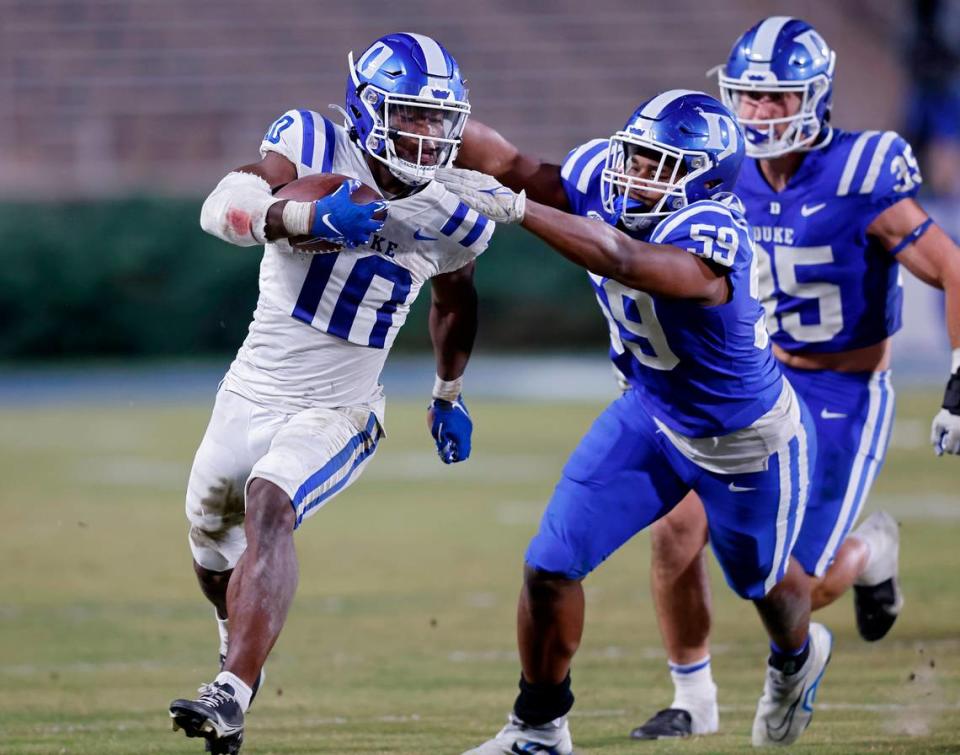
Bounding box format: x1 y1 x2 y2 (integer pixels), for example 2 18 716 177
513 673 574 726
769 638 810 675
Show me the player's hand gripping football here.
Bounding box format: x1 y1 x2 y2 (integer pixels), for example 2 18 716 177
435 168 526 224
309 179 388 248
931 366 960 455
427 395 472 464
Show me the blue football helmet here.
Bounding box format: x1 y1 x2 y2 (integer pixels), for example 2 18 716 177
600 90 744 230
715 17 836 158
343 33 470 186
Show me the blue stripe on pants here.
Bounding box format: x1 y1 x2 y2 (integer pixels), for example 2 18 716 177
290 414 380 527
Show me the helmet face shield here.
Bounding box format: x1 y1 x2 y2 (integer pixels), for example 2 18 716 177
718 73 831 158
601 132 705 230
377 95 470 184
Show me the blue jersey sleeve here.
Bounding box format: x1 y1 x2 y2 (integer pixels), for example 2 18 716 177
559 139 609 216
259 109 338 172
649 200 751 271
835 130 922 225
865 131 922 213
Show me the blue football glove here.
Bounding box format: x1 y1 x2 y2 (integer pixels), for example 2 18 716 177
309 179 387 248
428 395 472 464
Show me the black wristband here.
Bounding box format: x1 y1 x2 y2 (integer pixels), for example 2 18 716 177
943 371 960 415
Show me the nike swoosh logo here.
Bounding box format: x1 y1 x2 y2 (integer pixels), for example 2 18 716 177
820 408 847 419
766 685 805 742
320 213 341 235
511 743 560 755
800 202 827 217
414 229 439 241
479 186 514 196
728 482 756 492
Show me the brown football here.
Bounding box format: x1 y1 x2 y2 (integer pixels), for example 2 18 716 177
275 173 384 252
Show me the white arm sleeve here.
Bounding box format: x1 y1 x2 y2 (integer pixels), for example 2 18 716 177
199 171 277 246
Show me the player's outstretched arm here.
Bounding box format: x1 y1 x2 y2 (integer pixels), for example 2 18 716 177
199 152 385 249
435 168 727 304
426 263 478 464
521 199 728 304
456 120 570 210
870 197 960 455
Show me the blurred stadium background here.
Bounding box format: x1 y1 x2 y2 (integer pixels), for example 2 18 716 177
1 1 958 753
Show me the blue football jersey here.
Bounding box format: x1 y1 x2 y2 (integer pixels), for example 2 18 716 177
735 129 922 353
561 141 783 438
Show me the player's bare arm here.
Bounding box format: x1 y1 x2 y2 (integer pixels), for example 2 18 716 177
520 200 729 304
426 262 478 464
429 261 478 380
869 196 960 454
869 197 960 350
457 120 570 210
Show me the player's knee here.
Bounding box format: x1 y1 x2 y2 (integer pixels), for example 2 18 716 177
193 560 231 589
651 507 708 572
186 477 248 572
524 532 590 581
245 478 297 536
523 563 581 602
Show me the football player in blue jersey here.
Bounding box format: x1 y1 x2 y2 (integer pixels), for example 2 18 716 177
441 90 833 751
624 17 960 742
167 34 491 754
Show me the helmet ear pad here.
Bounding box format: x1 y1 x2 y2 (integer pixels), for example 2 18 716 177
345 77 388 159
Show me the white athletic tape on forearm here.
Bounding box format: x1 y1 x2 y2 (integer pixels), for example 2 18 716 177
432 374 463 402
281 200 313 237
199 171 274 246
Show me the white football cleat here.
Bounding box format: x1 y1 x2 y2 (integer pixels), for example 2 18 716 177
752 623 832 747
462 713 574 754
851 511 904 641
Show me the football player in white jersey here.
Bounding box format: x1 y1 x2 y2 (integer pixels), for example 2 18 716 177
168 33 494 754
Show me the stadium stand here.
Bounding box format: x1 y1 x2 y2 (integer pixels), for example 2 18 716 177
0 0 902 198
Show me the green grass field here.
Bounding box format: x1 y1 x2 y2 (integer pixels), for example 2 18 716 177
1 391 958 754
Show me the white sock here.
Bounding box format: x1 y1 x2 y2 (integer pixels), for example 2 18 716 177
215 671 252 713
215 609 229 658
669 655 718 732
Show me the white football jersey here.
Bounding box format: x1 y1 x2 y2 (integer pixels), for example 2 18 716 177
222 109 494 422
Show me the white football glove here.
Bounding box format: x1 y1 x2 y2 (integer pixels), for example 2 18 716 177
435 167 527 224
931 408 960 456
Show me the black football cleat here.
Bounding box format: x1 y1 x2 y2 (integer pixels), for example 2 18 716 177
201 659 263 754
630 708 693 740
170 681 245 754
854 578 903 641
851 512 904 642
